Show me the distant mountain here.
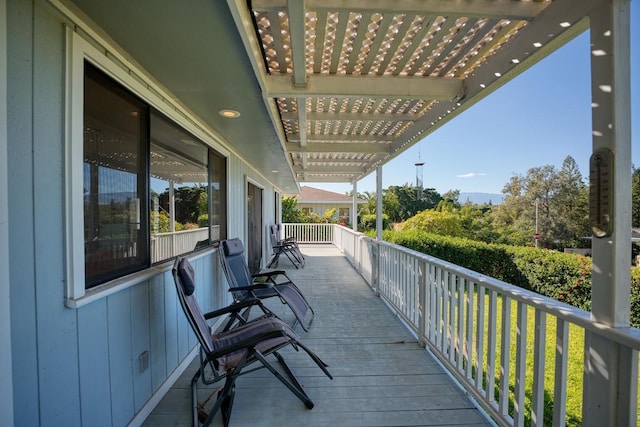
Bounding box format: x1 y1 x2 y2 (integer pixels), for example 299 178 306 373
458 192 504 205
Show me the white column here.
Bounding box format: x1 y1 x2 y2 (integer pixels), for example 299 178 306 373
0 0 15 422
583 1 636 425
169 181 176 233
376 166 383 241
352 181 357 231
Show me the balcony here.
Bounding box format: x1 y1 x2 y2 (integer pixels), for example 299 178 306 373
145 225 640 426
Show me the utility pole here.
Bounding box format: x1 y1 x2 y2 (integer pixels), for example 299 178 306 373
535 197 539 248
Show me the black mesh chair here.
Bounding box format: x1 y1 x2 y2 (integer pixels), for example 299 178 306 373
267 224 305 269
220 238 314 331
276 223 304 260
172 257 332 427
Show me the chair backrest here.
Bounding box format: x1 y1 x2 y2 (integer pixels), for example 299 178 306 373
172 257 215 353
269 224 279 247
220 238 253 300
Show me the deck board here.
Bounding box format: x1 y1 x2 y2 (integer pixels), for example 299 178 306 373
143 245 492 427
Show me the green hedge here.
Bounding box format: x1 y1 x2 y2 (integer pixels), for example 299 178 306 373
383 229 640 327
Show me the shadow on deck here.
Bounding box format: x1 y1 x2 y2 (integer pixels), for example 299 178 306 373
143 245 492 426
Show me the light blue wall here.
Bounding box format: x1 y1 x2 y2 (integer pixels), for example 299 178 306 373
5 1 276 425
0 0 14 423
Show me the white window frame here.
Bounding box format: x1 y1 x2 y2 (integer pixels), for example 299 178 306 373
64 28 229 306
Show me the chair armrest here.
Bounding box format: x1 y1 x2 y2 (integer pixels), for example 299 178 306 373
252 269 285 278
227 283 273 292
203 298 263 320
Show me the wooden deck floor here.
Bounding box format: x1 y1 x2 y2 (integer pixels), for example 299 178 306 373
143 245 492 427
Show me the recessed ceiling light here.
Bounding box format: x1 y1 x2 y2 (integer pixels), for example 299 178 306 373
219 109 241 118
271 170 280 173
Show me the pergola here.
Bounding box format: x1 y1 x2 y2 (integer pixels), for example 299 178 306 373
60 0 634 424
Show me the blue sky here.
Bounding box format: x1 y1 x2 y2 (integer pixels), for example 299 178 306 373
309 3 639 196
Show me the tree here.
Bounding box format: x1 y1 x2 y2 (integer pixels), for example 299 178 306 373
358 191 377 216
282 196 306 223
157 185 208 226
552 156 589 247
382 184 442 223
441 189 461 204
490 156 589 248
491 175 532 245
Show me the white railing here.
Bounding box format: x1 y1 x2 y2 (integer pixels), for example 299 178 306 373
282 223 333 243
324 224 640 427
151 227 213 262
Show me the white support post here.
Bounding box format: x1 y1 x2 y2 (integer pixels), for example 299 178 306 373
169 181 176 233
376 166 383 241
583 1 636 425
352 181 357 232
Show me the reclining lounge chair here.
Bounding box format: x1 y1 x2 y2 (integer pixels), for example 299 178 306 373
220 238 314 331
267 224 305 269
276 223 304 261
172 257 332 427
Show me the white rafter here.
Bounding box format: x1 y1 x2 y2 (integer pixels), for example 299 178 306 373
253 0 550 20
264 74 464 100
285 142 390 154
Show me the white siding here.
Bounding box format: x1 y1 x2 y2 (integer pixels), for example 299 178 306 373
0 0 13 423
297 202 351 218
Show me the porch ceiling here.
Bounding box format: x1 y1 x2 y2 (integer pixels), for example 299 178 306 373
67 0 595 191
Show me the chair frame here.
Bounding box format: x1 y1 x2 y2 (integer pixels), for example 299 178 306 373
172 257 332 427
220 238 315 331
267 224 305 269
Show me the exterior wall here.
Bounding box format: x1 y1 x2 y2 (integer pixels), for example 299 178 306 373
0 0 14 424
296 202 352 220
5 1 278 425
227 154 278 268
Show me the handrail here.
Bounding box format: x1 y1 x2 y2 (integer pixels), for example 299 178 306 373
319 223 640 426
150 227 214 262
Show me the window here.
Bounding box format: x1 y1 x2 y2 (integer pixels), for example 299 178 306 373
83 64 149 285
83 62 226 288
338 207 350 223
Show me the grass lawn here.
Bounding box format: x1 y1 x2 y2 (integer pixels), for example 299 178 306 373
461 292 639 426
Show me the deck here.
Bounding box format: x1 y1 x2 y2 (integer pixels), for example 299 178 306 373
143 245 492 426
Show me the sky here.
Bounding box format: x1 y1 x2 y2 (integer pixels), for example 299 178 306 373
308 2 640 197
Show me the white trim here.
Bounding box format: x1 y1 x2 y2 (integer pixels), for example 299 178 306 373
245 175 266 267
0 0 14 422
65 249 216 309
126 346 199 427
64 27 229 302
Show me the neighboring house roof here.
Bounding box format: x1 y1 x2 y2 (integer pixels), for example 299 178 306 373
288 186 366 204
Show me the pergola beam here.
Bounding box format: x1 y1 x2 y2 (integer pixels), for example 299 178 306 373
280 111 419 122
305 158 375 164
293 165 367 174
288 134 396 142
253 0 548 20
265 74 463 100
295 176 355 183
286 142 390 154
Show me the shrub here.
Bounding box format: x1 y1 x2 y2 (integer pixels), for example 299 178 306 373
384 229 614 322
401 210 464 237
197 214 208 227
360 213 389 231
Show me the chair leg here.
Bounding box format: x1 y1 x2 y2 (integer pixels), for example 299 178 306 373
267 253 280 268
253 351 314 409
220 380 236 427
191 364 237 427
283 250 301 269
191 369 203 427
